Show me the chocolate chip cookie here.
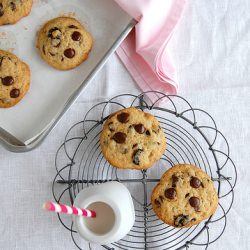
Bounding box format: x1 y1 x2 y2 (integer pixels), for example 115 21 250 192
0 0 33 25
0 50 30 108
37 17 93 70
151 164 218 228
100 107 166 170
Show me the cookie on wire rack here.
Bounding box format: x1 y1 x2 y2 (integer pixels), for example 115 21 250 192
100 107 166 170
151 164 219 228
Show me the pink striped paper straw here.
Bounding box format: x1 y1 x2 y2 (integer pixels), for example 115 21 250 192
43 201 96 218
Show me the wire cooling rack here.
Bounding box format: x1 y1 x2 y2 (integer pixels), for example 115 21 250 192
52 91 237 250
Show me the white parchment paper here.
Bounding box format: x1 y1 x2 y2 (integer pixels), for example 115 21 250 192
0 0 132 144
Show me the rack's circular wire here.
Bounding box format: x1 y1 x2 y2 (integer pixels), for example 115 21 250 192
52 92 237 250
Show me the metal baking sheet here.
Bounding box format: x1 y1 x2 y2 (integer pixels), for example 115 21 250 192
0 0 134 152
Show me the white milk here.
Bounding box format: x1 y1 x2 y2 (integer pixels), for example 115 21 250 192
74 182 135 244
84 202 115 235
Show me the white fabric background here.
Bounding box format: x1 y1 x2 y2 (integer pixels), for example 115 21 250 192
0 0 249 249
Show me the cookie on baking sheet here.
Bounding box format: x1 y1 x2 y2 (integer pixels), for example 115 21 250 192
0 50 30 108
100 107 166 170
0 0 33 25
36 16 93 70
151 164 218 228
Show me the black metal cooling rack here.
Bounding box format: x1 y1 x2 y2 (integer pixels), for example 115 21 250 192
52 91 237 250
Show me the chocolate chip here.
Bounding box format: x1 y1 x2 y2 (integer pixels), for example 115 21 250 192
189 197 200 211
132 144 138 149
185 193 190 198
174 214 190 227
132 149 143 165
68 25 78 29
191 218 196 222
72 31 81 41
164 188 176 199
2 76 14 86
112 132 126 144
190 177 201 188
201 182 204 188
154 199 161 208
64 48 75 58
10 88 20 98
48 27 60 38
117 112 129 123
172 175 179 187
0 3 4 17
145 130 151 136
10 2 16 11
134 124 145 134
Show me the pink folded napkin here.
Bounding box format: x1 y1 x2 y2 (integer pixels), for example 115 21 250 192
115 0 186 102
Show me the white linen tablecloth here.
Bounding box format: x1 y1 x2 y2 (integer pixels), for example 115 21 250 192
0 0 249 249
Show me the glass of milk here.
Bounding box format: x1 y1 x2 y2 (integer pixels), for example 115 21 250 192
73 181 135 245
